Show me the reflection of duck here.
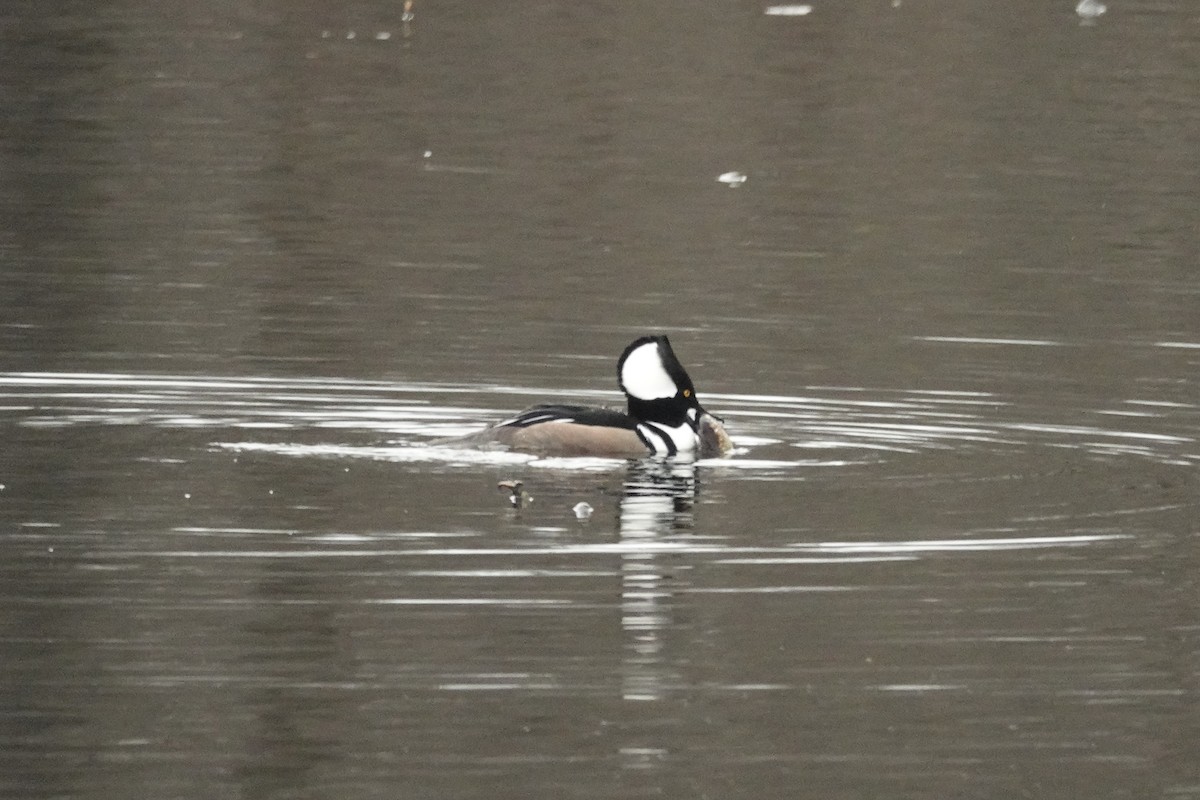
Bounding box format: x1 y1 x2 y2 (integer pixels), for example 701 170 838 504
617 459 700 702
621 459 701 529
447 336 732 459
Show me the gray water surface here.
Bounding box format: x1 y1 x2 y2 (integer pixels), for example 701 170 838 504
2 2 1199 799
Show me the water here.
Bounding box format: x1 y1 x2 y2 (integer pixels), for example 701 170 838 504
2 1 1199 798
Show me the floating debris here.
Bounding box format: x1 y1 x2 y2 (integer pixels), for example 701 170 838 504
717 171 748 187
764 5 813 15
497 480 531 509
1075 0 1106 21
572 502 594 520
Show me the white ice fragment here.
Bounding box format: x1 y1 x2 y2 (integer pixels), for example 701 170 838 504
764 5 813 15
717 171 748 186
375 31 392 40
1076 0 1106 20
572 502 594 520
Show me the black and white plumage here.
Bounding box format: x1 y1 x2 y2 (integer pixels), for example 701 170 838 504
444 336 732 458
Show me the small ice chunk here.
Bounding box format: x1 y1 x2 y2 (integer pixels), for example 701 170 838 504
375 31 392 40
764 5 813 15
1075 0 1106 19
572 502 594 520
717 171 748 186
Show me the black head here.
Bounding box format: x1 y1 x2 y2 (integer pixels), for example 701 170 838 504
617 335 705 427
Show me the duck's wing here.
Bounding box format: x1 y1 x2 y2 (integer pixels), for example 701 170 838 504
495 404 638 430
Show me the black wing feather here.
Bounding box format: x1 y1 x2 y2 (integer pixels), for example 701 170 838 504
501 404 637 430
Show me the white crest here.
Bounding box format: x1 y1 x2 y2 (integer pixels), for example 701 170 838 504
621 341 678 400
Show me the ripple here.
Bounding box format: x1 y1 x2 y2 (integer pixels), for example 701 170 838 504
84 532 1128 562
1 371 1196 468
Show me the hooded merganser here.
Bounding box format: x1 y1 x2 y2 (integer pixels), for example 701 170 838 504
445 335 732 458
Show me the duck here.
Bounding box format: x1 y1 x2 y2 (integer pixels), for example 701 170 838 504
444 335 732 458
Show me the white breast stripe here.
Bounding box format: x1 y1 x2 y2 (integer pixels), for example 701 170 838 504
640 421 698 455
637 423 669 455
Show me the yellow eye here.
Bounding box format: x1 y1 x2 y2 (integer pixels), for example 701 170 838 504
683 389 691 398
